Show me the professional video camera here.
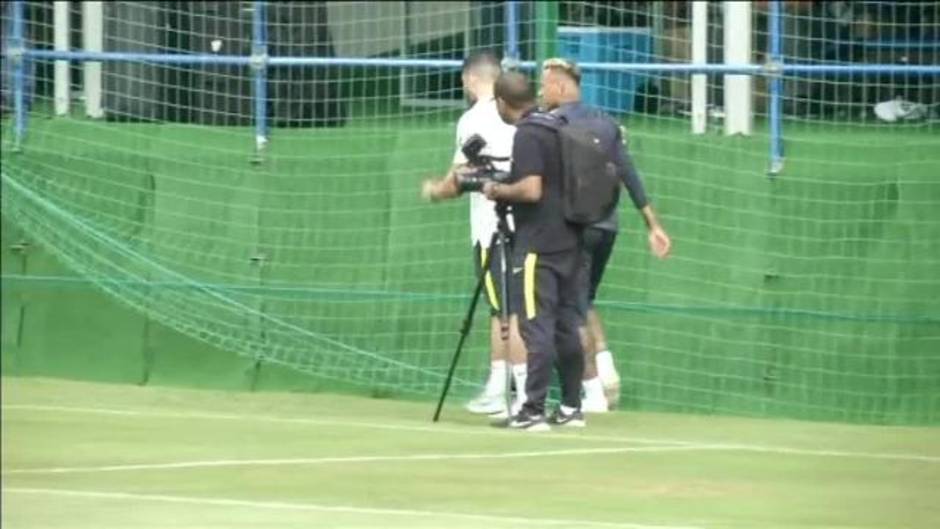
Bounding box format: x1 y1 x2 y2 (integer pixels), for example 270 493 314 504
456 134 511 193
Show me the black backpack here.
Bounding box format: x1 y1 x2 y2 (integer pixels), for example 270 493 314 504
521 111 622 226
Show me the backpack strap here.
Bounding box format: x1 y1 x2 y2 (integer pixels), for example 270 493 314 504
518 110 563 132
548 108 571 126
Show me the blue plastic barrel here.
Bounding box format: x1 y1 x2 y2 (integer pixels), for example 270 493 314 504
557 27 653 115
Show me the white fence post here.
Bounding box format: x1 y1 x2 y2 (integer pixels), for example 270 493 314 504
723 1 752 135
691 1 708 134
54 1 70 115
82 1 103 118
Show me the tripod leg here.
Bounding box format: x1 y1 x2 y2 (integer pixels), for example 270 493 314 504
432 231 502 422
498 238 510 342
497 233 513 414
432 273 486 422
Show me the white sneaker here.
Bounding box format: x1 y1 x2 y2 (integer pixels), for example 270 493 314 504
465 393 506 415
581 393 610 414
874 97 927 122
487 397 524 420
496 410 551 432
548 407 586 427
602 375 621 410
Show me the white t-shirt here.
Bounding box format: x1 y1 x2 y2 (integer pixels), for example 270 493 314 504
452 98 516 247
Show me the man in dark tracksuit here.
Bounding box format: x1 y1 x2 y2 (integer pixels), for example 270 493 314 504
539 58 672 412
482 71 586 432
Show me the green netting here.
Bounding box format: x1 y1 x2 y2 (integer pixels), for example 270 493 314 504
2 1 939 425
3 115 938 424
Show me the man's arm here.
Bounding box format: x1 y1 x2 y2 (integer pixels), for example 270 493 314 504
482 176 542 203
639 204 672 259
639 204 662 230
481 127 543 203
421 166 461 202
615 125 671 259
614 126 649 210
422 114 469 202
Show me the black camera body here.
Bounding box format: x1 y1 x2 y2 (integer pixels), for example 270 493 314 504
457 134 511 194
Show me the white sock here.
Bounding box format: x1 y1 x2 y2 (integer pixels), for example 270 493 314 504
511 363 527 402
484 360 507 397
595 350 619 383
560 404 578 415
582 376 606 401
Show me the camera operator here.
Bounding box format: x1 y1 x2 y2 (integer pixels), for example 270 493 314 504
421 51 528 419
540 58 672 413
484 71 587 432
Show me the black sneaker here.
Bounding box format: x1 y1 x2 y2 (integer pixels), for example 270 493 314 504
548 407 586 428
492 410 551 432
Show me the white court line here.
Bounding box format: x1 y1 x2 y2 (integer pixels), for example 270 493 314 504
4 403 939 463
1 445 710 475
0 403 691 446
2 487 707 529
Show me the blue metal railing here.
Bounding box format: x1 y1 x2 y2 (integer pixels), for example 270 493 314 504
11 0 26 150
251 0 267 155
505 1 520 62
7 0 940 170
23 50 469 67
768 0 784 176
22 50 940 75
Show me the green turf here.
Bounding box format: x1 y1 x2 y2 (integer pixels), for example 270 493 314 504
2 377 938 529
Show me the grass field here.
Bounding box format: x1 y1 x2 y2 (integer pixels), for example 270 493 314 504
2 376 938 529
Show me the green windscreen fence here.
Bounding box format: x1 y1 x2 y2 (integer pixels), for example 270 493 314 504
2 1 939 425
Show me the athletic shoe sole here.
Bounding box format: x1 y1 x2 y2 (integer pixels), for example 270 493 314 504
465 397 507 415
512 421 551 432
550 417 586 428
491 416 551 432
581 398 610 414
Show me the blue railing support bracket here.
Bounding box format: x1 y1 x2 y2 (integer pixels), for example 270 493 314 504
249 50 269 72
762 61 784 78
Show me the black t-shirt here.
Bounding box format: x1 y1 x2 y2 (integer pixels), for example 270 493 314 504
507 109 582 254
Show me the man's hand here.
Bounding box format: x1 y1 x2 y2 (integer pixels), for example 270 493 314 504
482 181 500 201
453 164 475 178
648 225 672 259
421 168 461 203
421 179 442 202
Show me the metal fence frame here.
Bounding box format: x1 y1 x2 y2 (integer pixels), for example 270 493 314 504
6 0 940 174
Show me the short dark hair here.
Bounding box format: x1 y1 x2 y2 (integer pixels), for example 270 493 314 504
542 57 582 85
462 50 502 78
494 71 536 109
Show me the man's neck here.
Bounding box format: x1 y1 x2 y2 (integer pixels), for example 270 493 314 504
545 98 579 111
475 89 495 102
518 104 538 120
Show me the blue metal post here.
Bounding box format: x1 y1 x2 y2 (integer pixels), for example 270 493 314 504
505 1 520 62
768 0 784 176
20 51 940 75
252 1 268 159
11 0 26 150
